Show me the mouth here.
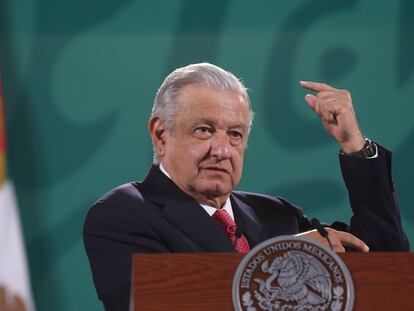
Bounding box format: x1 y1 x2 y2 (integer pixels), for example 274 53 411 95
201 167 230 174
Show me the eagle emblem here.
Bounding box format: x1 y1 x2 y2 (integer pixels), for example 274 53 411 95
232 236 353 311
254 251 332 310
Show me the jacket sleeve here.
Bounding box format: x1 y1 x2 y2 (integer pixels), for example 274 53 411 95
339 144 409 251
83 185 170 311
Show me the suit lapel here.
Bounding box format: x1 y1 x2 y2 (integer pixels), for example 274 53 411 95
161 200 234 252
231 194 268 248
141 165 234 252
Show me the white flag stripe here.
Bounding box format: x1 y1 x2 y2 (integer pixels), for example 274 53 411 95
0 181 35 311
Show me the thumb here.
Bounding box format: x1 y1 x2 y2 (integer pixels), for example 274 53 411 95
304 94 317 111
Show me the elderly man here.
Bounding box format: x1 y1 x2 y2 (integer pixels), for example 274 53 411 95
83 63 408 310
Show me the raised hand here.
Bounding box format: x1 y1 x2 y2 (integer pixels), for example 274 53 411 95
300 81 365 153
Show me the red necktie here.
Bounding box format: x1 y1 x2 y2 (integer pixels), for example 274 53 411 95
211 209 250 254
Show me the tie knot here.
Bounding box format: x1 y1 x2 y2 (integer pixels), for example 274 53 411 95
212 209 236 235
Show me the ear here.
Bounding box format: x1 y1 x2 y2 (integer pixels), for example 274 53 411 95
148 116 168 158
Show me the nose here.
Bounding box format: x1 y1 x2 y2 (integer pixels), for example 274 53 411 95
210 133 231 160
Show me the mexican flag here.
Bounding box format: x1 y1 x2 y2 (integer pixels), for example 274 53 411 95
0 80 35 310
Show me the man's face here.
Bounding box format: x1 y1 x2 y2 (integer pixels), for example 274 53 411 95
161 84 250 207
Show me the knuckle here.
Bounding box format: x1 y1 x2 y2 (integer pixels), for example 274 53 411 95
326 228 336 235
332 241 341 247
340 89 351 97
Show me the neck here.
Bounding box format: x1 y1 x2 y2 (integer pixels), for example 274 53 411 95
196 194 228 209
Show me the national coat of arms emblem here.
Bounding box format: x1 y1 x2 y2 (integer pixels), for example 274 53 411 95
232 236 354 311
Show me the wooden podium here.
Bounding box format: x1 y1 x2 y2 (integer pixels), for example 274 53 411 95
132 253 414 310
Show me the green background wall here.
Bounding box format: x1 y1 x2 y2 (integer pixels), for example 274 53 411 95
1 1 412 310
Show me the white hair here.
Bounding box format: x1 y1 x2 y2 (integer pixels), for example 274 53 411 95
151 62 254 164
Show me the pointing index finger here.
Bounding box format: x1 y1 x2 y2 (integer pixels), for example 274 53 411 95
300 81 336 92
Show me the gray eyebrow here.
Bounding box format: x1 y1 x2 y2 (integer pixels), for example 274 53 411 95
191 118 248 130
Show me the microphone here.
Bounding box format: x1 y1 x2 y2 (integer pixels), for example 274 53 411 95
311 218 334 251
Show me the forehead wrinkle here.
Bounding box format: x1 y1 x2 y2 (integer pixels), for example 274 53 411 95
178 86 248 110
190 117 216 125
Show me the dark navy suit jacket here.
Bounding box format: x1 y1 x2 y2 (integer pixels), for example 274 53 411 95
83 146 408 310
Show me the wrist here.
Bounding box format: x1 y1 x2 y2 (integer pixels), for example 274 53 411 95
340 136 365 153
340 138 377 158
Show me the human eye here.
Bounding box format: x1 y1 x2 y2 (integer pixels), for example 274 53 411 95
229 130 244 143
194 126 214 138
229 130 243 139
